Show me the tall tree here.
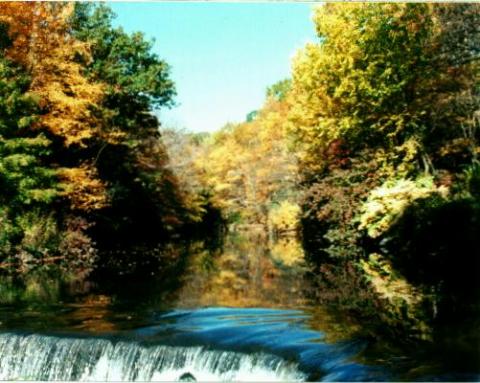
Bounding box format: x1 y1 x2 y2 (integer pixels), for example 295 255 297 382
0 57 57 211
0 2 108 213
70 4 187 244
288 3 479 178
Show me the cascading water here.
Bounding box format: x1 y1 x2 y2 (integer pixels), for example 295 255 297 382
0 332 306 382
2 232 477 382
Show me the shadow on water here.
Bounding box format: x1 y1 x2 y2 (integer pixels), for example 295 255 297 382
0 230 479 381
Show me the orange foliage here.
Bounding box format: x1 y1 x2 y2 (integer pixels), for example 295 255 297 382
0 2 36 64
58 164 108 212
0 2 108 212
0 2 104 146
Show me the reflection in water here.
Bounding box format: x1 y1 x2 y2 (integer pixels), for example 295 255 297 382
0 233 341 335
172 232 310 309
0 231 479 381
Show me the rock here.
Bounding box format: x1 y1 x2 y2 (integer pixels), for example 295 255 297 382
178 372 196 382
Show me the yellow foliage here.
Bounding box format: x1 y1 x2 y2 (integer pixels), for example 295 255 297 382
59 164 108 212
196 98 298 223
268 200 300 233
0 2 37 64
270 238 304 266
0 3 104 146
287 3 453 176
359 176 449 238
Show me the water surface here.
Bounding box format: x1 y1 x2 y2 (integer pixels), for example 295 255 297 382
0 233 478 381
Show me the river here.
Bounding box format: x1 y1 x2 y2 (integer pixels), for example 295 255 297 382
0 231 478 381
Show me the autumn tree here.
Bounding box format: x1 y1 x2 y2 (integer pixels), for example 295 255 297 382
197 83 299 227
289 3 479 252
0 19 98 275
0 2 187 279
289 3 480 325
69 3 192 248
0 2 108 213
289 3 479 178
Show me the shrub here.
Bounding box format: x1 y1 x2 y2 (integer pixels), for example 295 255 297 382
358 176 449 238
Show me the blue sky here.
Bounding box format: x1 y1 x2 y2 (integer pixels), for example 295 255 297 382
110 2 318 133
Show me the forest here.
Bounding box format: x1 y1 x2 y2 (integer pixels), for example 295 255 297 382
0 1 479 358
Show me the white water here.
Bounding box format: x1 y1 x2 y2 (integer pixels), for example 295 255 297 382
0 333 306 381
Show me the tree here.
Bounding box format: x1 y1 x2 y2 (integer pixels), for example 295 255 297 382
0 13 101 275
71 3 175 138
289 3 479 177
197 94 299 225
0 2 186 278
0 57 57 211
70 4 188 246
0 3 108 213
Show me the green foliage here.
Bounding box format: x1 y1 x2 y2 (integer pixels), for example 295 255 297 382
0 207 18 257
0 58 58 209
72 3 176 135
266 79 291 101
0 51 63 272
289 3 479 175
15 210 59 258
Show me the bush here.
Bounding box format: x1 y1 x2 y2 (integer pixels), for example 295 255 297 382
358 176 449 238
300 153 381 263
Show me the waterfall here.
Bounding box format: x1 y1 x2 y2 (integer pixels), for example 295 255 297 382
0 332 306 381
